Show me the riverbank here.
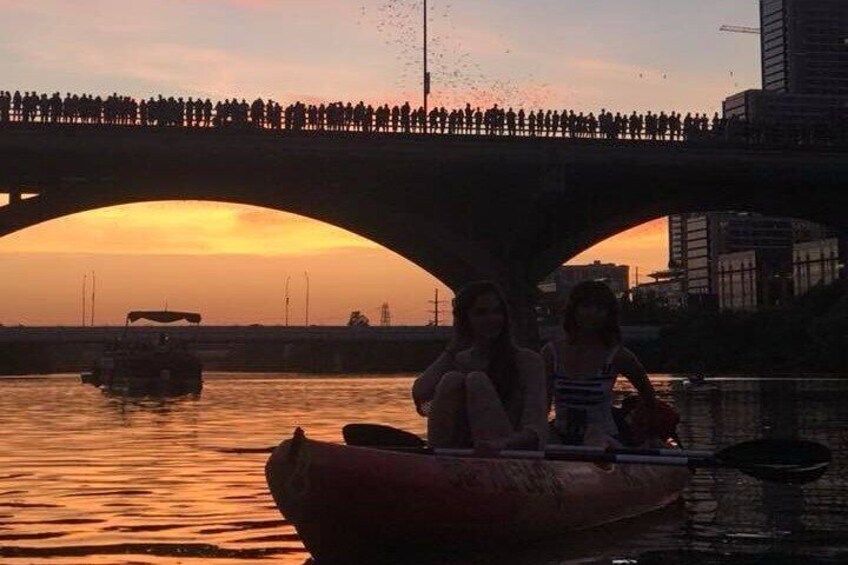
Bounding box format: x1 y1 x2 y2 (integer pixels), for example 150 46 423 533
649 279 848 373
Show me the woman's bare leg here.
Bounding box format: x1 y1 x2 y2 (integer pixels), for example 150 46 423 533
465 371 513 444
427 371 470 448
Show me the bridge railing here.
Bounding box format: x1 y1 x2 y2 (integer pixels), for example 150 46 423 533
1 90 846 147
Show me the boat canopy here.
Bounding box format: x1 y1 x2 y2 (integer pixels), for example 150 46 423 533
126 311 202 324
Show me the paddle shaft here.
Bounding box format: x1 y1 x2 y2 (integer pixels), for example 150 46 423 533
432 447 716 468
546 444 714 459
339 424 830 484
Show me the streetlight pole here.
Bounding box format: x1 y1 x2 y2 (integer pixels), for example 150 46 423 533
285 276 290 327
423 0 430 133
90 270 96 327
81 274 87 327
304 271 310 326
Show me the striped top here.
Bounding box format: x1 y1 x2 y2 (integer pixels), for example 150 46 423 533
551 345 620 438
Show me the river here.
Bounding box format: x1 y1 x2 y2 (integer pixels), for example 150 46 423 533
1 374 846 564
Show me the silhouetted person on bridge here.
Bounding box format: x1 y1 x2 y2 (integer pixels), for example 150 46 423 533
0 91 10 122
658 112 669 140
401 102 411 133
10 87 840 147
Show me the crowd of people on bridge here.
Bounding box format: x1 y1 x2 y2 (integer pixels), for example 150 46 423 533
1 89 844 145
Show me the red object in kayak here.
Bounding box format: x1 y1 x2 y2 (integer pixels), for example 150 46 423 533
265 429 691 564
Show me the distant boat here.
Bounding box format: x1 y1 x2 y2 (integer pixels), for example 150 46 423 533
81 311 203 396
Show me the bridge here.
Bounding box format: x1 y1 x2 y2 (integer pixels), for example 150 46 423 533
2 117 847 341
0 325 661 374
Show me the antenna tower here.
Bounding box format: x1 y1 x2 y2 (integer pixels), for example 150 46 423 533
380 303 392 327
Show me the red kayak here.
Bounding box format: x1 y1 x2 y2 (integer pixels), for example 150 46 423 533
265 428 691 564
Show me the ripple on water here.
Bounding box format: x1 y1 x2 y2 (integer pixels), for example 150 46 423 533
0 374 846 565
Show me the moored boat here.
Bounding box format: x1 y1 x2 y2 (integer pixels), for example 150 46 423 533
265 429 691 564
82 310 203 396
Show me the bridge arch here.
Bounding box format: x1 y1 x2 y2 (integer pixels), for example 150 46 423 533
0 190 498 293
3 125 847 340
524 169 848 284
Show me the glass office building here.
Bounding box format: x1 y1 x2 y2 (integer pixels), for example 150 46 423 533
761 0 848 96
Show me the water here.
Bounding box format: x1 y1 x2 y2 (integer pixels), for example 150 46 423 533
0 374 846 564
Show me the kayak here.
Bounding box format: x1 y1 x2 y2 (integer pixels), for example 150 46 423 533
265 428 691 564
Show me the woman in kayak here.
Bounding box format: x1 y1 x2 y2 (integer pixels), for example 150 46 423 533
542 280 668 447
412 281 548 451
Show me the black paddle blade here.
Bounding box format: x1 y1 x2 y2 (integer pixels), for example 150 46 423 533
342 423 426 448
717 439 832 484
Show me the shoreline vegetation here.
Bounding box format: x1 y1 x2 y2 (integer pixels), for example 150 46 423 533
633 279 847 374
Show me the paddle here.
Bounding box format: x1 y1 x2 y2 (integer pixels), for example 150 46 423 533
341 423 831 485
342 423 426 448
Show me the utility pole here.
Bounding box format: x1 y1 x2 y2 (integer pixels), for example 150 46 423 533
304 271 310 326
428 288 446 326
81 274 87 327
285 275 291 327
423 0 430 133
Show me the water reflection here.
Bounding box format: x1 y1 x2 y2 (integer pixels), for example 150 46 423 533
0 374 845 564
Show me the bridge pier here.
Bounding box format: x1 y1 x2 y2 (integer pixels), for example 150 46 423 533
499 270 543 349
7 190 21 206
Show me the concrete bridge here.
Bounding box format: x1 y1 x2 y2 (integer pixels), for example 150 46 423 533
0 325 661 375
2 123 847 341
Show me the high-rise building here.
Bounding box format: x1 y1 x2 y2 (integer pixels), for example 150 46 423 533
761 0 848 96
668 215 686 270
669 212 825 308
725 1 848 128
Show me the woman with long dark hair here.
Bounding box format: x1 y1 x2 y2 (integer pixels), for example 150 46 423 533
542 280 662 447
412 281 547 450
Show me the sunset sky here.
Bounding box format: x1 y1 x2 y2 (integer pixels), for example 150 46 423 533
0 0 762 326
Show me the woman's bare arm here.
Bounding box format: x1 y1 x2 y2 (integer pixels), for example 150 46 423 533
411 349 459 414
618 347 656 407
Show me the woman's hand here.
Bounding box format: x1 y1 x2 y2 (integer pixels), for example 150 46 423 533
412 315 473 412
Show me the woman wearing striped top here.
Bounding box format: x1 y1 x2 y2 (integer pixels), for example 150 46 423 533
541 281 659 447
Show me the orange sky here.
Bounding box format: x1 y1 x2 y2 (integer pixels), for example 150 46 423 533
0 0 761 326
0 201 667 326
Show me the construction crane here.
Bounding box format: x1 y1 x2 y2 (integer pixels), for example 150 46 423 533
720 25 761 35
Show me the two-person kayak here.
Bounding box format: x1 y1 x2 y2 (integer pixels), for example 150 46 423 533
265 428 691 564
